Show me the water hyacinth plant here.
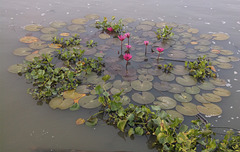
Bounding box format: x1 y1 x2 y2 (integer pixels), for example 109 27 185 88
155 25 174 40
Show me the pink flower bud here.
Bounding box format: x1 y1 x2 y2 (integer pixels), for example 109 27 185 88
125 33 130 38
144 41 149 46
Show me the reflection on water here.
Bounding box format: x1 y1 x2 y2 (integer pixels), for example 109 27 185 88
1 0 240 152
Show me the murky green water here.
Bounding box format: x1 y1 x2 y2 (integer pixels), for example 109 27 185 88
1 0 240 152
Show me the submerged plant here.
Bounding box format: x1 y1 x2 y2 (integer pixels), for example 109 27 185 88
144 41 149 56
155 25 174 40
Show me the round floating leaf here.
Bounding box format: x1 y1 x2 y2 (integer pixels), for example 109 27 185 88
39 48 55 55
168 83 185 93
217 63 233 69
87 75 103 84
167 50 186 59
200 34 213 40
202 93 222 103
147 68 163 76
48 43 62 48
96 45 110 51
152 42 170 50
138 75 154 81
29 41 47 49
50 21 67 28
84 14 100 20
41 27 58 34
94 52 105 58
83 47 97 55
123 18 136 23
194 94 209 104
142 31 156 38
176 103 199 116
104 56 119 63
137 68 148 75
132 56 145 62
78 95 101 109
153 97 177 110
72 18 88 24
187 28 199 34
136 24 152 31
216 56 231 63
174 93 192 103
140 20 155 26
63 90 86 100
172 45 186 51
219 50 234 55
76 85 91 94
13 47 32 56
197 103 222 116
209 78 227 86
194 45 210 52
132 92 155 104
118 68 137 77
212 33 229 40
158 73 175 82
166 110 184 120
176 75 197 86
113 80 130 90
49 97 64 109
213 88 231 97
172 65 189 75
99 33 110 39
197 39 211 46
198 82 215 90
110 88 125 95
185 86 200 94
228 56 240 62
179 32 192 38
105 38 120 46
8 64 25 73
117 95 131 106
67 24 85 32
98 82 113 91
58 98 75 110
131 80 152 91
24 24 43 31
19 36 39 43
154 82 172 91
40 34 56 41
25 53 41 61
76 118 85 125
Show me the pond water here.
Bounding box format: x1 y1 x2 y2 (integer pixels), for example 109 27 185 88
1 0 240 152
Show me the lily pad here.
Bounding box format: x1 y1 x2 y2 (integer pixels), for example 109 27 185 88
167 50 186 59
153 96 177 110
216 56 231 63
63 90 86 100
24 24 43 31
140 20 155 26
50 21 67 28
123 18 136 23
137 68 148 75
194 94 209 104
25 53 41 61
157 73 175 82
200 34 213 40
49 97 74 110
78 95 101 109
75 118 85 125
194 45 210 52
67 24 85 32
217 63 233 69
197 103 222 116
142 31 156 38
41 27 58 34
212 33 229 40
39 48 55 55
198 82 215 90
179 32 192 38
213 88 231 97
13 47 32 56
176 103 199 116
138 75 154 81
168 84 185 93
72 18 88 24
131 80 152 91
172 45 186 51
176 75 197 86
132 56 146 62
94 52 105 58
147 68 163 76
8 64 25 73
172 65 189 75
185 86 200 94
136 24 152 31
154 82 172 91
84 14 100 20
83 47 97 55
197 39 211 46
40 34 56 41
105 38 120 46
202 93 222 103
104 56 119 63
141 63 152 69
49 97 63 109
166 110 184 120
174 93 192 103
76 85 91 94
228 56 240 62
99 33 110 39
87 75 103 84
209 78 227 86
110 88 125 95
132 92 155 104
29 41 47 49
19 36 39 43
219 50 234 55
187 28 199 34
113 80 131 90
96 45 110 51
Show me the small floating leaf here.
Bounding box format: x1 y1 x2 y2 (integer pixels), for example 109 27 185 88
153 96 177 110
212 33 229 41
117 120 127 132
209 78 227 86
76 85 91 94
166 110 184 120
50 21 67 28
99 33 110 39
198 82 215 90
8 64 25 74
185 86 200 94
202 93 222 103
197 103 222 116
70 103 80 111
85 117 98 127
13 47 32 56
158 73 175 82
213 88 231 97
138 75 154 81
29 41 47 49
24 24 43 31
49 97 64 109
63 90 86 100
168 84 185 93
76 118 85 125
41 27 58 34
72 18 88 24
19 36 39 43
131 80 152 91
172 65 189 75
174 93 192 103
154 82 172 92
176 75 197 86
132 92 155 104
78 95 101 109
194 94 209 104
176 103 199 116
136 24 152 31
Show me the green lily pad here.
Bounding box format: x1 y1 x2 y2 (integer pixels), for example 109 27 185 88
84 14 100 20
172 45 186 51
116 95 131 106
110 88 125 95
138 75 154 81
49 97 63 109
76 85 91 94
8 64 25 73
216 56 231 63
83 48 97 55
39 48 55 55
217 62 233 69
219 50 234 55
185 86 200 94
40 34 56 41
202 93 222 103
123 18 136 23
172 65 189 75
78 95 101 109
49 97 74 110
167 50 186 59
67 24 86 32
29 41 48 49
41 27 58 34
166 110 184 120
179 32 192 38
176 75 197 86
209 78 227 86
72 18 88 24
104 56 119 63
141 63 152 69
24 24 43 31
147 68 163 76
180 38 191 45
213 88 231 97
158 73 175 82
198 82 215 90
99 33 110 39
197 39 211 46
140 20 155 26
105 38 120 46
174 93 192 102
13 47 32 56
142 31 156 38
194 94 209 104
136 24 152 31
96 45 110 51
200 34 213 40
137 68 148 75
212 33 229 40
194 45 210 52
176 103 199 116
132 56 145 62
168 84 185 93
152 42 171 50
132 92 155 104
197 103 222 116
25 53 41 61
63 90 85 100
131 80 152 91
153 96 177 110
228 56 240 62
113 80 130 90
50 21 67 28
187 28 199 34
94 52 105 58
154 82 172 91
87 75 103 84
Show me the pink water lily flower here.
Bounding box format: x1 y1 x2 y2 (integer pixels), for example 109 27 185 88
118 35 126 41
126 45 132 49
125 33 130 38
156 47 164 53
107 27 114 32
123 53 132 61
144 41 149 46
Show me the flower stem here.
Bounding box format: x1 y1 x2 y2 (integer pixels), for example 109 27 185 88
121 41 122 54
145 46 147 56
126 61 128 73
128 38 129 45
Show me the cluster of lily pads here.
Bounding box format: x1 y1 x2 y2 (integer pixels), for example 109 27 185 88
7 14 240 151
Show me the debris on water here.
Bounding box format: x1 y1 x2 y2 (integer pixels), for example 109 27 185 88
230 106 233 109
225 83 232 87
234 79 238 81
236 90 240 92
227 79 230 83
231 117 234 120
218 115 222 118
234 71 238 74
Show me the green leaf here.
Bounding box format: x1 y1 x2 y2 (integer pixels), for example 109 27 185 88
157 133 167 144
135 127 144 135
95 85 103 95
98 96 105 104
103 91 110 97
152 117 161 126
179 124 188 132
127 113 135 122
85 117 98 127
151 105 161 111
102 74 111 82
158 110 168 119
69 103 80 111
128 128 134 137
110 101 122 111
117 119 127 132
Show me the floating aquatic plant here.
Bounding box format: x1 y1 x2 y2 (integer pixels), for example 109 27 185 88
157 63 173 73
86 40 98 48
154 25 174 40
